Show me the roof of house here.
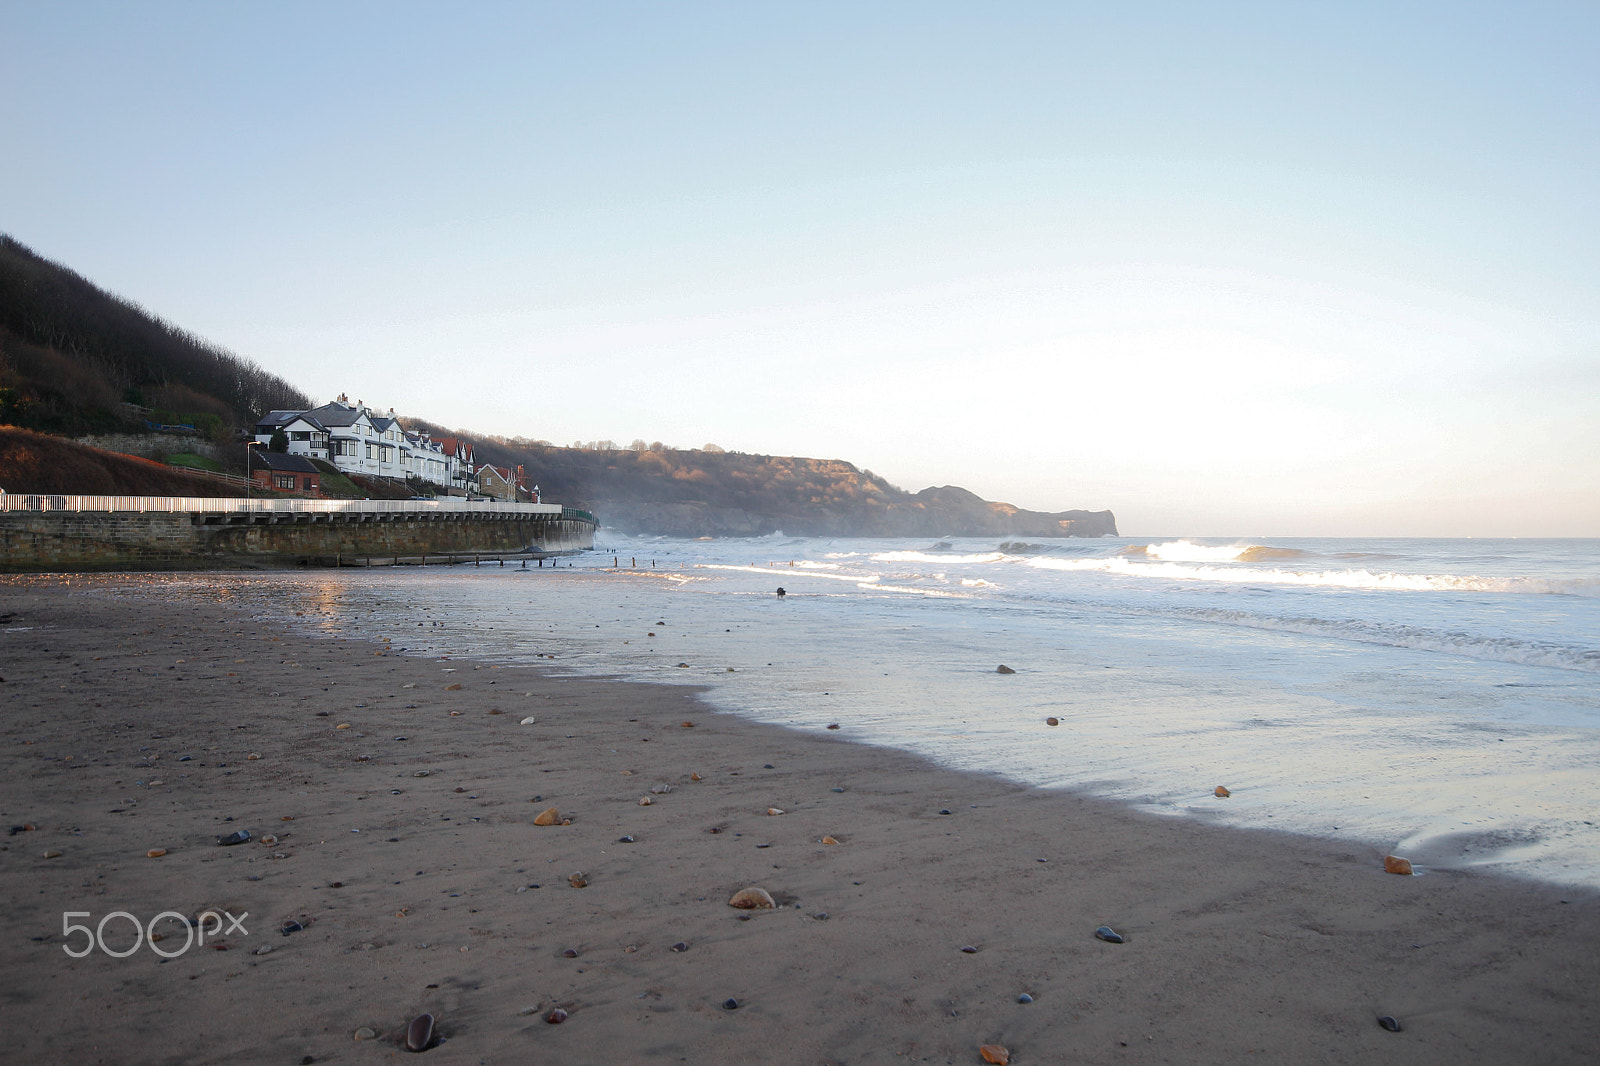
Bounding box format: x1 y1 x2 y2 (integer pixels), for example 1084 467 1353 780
252 451 321 474
255 410 323 431
302 402 371 430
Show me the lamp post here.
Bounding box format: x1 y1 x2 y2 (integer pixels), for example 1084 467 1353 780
245 441 260 498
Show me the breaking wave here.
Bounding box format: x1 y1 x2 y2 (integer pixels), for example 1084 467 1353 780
1029 555 1600 596
1129 540 1310 563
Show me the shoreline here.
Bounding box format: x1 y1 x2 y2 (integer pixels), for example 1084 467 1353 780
2 576 1597 1064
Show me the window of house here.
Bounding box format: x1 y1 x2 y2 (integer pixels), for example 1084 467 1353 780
291 431 310 441
274 474 296 489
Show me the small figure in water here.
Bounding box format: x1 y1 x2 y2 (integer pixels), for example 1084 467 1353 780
775 587 787 599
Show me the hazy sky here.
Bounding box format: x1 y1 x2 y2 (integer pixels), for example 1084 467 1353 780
4 2 1597 536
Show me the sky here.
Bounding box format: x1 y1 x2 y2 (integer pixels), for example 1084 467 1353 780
3 2 1597 536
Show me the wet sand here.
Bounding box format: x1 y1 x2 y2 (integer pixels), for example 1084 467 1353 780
1 577 1597 1064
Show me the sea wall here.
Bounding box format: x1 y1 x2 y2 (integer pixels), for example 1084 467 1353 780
0 506 595 572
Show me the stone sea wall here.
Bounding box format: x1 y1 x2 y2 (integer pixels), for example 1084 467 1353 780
0 509 595 572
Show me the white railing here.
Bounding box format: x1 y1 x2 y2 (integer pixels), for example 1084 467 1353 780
0 493 565 517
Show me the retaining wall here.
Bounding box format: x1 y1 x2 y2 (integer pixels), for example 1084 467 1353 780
0 508 595 572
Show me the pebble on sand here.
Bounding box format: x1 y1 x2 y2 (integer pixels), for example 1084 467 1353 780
353 1027 376 1041
766 807 785 816
681 721 695 728
827 723 840 730
1214 786 1231 798
995 665 1016 674
1045 717 1059 726
335 723 351 730
43 850 61 859
445 683 462 691
1378 1015 1404 1032
545 1008 568 1024
569 873 588 888
1384 855 1414 875
147 848 167 858
980 1045 1011 1064
728 887 776 910
821 836 840 845
246 753 261 761
520 716 537 725
1095 926 1125 943
691 772 703 781
638 797 654 806
533 807 562 826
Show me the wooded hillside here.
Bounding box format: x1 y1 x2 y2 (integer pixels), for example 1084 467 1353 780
0 236 310 436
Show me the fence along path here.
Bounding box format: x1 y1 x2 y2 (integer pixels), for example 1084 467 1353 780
0 493 565 516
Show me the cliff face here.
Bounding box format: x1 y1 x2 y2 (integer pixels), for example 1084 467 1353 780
592 493 1117 538
447 438 1116 539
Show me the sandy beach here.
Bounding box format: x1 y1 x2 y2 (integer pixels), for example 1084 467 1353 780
1 576 1596 1065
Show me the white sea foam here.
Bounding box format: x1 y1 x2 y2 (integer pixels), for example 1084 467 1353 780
1027 555 1600 596
871 550 1008 564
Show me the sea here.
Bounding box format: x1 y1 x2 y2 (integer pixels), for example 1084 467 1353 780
105 534 1600 888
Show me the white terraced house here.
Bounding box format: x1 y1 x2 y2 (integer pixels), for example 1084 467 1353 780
254 396 461 492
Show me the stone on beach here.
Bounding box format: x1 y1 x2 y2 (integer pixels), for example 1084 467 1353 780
533 807 561 826
146 848 166 857
520 716 537 725
404 1012 435 1051
638 796 654 805
1214 785 1231 798
728 887 776 909
1045 717 1059 726
444 683 462 691
821 836 840 845
1384 855 1414 875
766 807 785 816
980 1045 1011 1064
995 665 1016 674
569 873 588 887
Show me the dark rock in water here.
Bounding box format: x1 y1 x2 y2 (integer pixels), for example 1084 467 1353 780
1378 1015 1403 1032
995 664 1016 674
1094 926 1125 943
217 829 251 846
722 998 739 1011
404 1013 435 1051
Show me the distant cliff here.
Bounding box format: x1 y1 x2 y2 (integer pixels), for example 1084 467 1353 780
436 437 1116 538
